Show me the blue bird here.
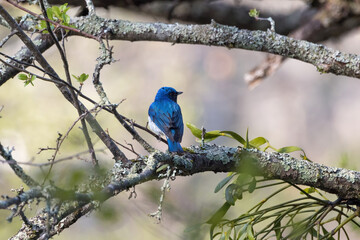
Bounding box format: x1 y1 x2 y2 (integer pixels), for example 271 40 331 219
148 87 184 153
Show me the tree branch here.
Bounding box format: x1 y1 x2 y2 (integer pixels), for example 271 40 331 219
1 6 360 85
4 144 360 238
71 15 360 79
0 143 39 187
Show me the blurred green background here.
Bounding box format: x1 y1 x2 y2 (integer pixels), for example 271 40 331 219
1 1 360 239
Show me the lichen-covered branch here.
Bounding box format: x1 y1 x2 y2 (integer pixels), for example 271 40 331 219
0 143 39 187
2 13 359 84
1 7 360 85
2 145 360 209
4 144 360 238
72 15 360 79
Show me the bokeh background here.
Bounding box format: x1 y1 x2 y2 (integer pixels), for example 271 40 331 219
1 0 360 239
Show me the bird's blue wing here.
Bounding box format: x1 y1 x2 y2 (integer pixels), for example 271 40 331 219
148 100 183 143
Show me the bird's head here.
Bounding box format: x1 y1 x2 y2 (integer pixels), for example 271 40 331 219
155 87 183 102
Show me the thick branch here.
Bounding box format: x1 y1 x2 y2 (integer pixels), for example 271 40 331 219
1 10 360 84
6 144 360 238
72 16 360 79
3 145 360 210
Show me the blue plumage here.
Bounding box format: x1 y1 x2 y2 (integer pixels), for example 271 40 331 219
148 87 184 153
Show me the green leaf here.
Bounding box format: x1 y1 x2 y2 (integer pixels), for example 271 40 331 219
206 202 231 224
72 73 89 83
72 74 79 81
225 184 237 205
249 8 260 18
246 224 255 240
321 226 335 240
52 6 61 19
277 146 303 154
300 187 316 195
219 232 226 240
186 123 225 143
18 73 28 80
238 224 249 240
40 20 47 29
274 218 282 240
245 128 249 148
31 75 36 81
235 173 251 185
59 3 67 12
234 187 243 200
46 8 53 20
309 227 323 238
79 73 89 82
64 14 70 24
238 231 248 240
248 177 256 193
220 131 246 145
214 174 235 193
249 137 267 148
60 3 69 12
156 164 169 173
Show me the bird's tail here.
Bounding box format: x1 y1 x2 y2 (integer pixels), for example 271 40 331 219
167 139 183 153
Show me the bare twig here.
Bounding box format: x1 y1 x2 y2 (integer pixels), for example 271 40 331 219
41 106 100 184
123 116 167 144
0 52 101 106
39 0 98 169
0 148 106 167
0 30 18 47
112 107 156 153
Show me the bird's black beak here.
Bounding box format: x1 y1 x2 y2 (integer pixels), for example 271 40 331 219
177 91 183 95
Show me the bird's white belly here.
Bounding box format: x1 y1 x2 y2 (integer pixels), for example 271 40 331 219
148 116 165 136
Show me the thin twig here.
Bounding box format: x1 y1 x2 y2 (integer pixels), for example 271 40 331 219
38 0 98 169
41 109 93 184
0 29 18 47
0 148 107 167
0 53 100 106
112 107 156 153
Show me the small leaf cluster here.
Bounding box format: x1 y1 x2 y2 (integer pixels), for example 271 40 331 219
36 3 74 33
249 9 260 18
186 123 308 160
72 73 89 84
18 73 36 86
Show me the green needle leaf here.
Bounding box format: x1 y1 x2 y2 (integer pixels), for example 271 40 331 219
214 174 235 193
206 202 231 225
